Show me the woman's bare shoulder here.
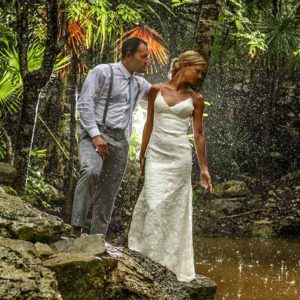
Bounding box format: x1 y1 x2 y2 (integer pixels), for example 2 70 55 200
191 91 204 107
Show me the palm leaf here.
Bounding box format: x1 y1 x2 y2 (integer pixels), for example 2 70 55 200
114 25 169 73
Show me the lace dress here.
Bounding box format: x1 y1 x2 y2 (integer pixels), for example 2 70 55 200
128 90 196 282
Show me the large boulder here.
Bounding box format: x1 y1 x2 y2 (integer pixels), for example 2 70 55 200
0 188 217 299
0 162 16 183
0 237 61 300
43 237 217 300
0 187 68 242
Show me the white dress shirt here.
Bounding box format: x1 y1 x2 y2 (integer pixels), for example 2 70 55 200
77 61 151 138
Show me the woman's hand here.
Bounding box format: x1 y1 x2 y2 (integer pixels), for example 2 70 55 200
140 154 145 172
200 170 213 193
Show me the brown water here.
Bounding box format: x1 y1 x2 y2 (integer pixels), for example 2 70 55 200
194 237 300 300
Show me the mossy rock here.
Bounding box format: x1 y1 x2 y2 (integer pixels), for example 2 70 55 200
251 220 277 239
0 162 16 183
213 180 251 198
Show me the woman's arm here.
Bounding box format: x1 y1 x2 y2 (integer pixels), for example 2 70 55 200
139 84 161 170
192 93 213 192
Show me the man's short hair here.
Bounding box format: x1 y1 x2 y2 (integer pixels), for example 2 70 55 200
121 38 148 59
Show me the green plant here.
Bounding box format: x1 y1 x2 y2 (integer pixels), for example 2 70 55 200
22 148 60 212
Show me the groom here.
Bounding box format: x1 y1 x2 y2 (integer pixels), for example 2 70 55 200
71 38 151 238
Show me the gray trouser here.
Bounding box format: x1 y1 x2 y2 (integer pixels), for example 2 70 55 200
71 127 129 236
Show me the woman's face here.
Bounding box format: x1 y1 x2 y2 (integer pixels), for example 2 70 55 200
184 64 206 84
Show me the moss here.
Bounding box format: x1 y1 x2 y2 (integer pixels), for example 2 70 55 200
252 224 277 239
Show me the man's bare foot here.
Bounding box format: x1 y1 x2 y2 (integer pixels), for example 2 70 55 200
71 225 82 238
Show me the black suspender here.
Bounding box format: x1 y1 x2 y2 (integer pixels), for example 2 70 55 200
101 64 140 128
101 64 113 127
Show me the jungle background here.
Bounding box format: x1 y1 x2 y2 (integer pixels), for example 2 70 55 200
0 0 299 241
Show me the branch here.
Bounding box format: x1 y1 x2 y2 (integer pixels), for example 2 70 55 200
218 209 265 219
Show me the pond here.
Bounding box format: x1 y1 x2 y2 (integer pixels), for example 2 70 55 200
194 237 300 300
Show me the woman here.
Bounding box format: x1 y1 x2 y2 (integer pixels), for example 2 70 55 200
128 50 213 282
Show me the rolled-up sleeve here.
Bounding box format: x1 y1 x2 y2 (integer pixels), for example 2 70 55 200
136 76 152 101
77 67 106 138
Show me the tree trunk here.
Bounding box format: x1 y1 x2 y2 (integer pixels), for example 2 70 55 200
13 0 60 194
193 0 223 89
62 56 79 222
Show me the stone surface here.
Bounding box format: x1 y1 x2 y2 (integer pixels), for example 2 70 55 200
43 243 217 300
0 237 61 300
0 187 68 242
50 234 105 255
213 180 251 198
0 187 217 300
0 162 16 183
35 242 54 257
210 197 245 214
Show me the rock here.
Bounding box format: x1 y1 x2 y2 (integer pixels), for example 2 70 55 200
43 253 107 300
0 187 68 242
0 237 61 299
0 188 217 299
50 234 105 255
210 198 245 214
0 162 16 183
252 220 277 239
35 242 54 257
213 180 251 198
43 243 217 300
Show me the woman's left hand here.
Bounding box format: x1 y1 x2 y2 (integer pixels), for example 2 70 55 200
200 170 213 193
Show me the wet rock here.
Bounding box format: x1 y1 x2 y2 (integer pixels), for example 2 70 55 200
35 242 54 257
43 243 217 300
0 237 61 299
43 253 107 300
210 198 245 214
0 162 16 183
0 187 68 242
50 234 105 255
213 180 251 198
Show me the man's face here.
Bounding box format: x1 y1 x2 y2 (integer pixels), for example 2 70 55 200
129 43 150 73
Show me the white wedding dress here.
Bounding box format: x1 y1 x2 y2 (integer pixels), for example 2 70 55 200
128 90 196 282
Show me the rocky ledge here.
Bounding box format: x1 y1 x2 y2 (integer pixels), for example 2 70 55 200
0 187 217 299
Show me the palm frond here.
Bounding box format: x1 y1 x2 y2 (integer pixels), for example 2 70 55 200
114 25 169 73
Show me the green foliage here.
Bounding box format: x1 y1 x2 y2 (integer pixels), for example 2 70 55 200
0 41 70 118
23 148 60 212
218 0 300 67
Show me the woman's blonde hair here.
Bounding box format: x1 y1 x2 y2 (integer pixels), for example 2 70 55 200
168 50 207 79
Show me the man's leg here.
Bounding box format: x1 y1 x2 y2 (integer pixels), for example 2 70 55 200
90 140 129 236
71 136 104 236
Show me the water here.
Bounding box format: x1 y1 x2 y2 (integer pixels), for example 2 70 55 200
194 237 300 300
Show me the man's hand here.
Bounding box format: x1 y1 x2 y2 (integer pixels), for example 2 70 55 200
92 135 108 159
200 170 213 193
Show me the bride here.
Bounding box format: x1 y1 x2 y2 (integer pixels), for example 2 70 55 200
128 50 213 282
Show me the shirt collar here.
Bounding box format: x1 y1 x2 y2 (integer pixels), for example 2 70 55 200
118 61 133 80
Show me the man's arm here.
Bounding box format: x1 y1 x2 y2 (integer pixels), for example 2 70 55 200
77 66 106 138
77 66 109 158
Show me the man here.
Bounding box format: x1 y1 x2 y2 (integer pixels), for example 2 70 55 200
71 38 151 238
